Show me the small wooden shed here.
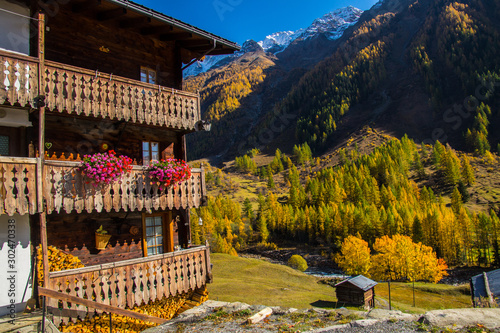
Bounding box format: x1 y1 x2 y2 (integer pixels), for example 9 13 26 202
470 269 500 307
335 275 377 308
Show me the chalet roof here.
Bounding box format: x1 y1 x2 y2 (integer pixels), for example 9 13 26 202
470 269 500 305
335 275 378 291
107 0 240 55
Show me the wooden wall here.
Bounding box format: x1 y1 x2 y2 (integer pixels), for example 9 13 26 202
336 284 375 308
46 209 186 266
39 3 181 89
0 126 27 157
43 114 179 163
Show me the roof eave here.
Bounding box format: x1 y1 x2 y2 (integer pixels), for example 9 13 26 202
106 0 240 53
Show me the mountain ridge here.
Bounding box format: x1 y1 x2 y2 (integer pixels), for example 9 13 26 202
183 6 363 77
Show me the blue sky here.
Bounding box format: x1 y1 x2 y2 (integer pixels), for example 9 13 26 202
139 0 380 45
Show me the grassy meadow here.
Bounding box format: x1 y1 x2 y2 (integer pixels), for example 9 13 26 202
208 253 473 313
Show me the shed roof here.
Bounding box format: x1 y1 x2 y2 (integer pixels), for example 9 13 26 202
470 269 500 305
335 275 378 291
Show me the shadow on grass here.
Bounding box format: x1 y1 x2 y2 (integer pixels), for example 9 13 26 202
310 300 339 308
311 300 366 309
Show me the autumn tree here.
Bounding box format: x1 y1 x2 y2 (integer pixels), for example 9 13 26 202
370 234 448 283
335 234 371 276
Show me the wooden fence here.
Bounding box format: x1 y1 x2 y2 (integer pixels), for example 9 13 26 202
46 244 211 326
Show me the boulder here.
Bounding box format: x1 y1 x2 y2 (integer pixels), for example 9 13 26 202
419 308 500 329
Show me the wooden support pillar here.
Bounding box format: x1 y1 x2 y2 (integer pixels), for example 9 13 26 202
165 211 174 253
37 12 49 288
37 11 45 212
205 240 212 283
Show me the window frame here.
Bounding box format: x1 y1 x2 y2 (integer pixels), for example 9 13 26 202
141 212 174 257
140 66 157 84
142 141 160 166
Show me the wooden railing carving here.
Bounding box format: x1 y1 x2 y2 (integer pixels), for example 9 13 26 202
43 162 203 214
0 51 201 130
0 51 38 108
47 246 209 326
0 158 38 216
0 158 205 215
43 61 200 129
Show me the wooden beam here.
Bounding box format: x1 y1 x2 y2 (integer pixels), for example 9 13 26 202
160 32 192 42
38 287 168 325
97 7 127 21
119 16 151 29
141 25 173 36
179 40 212 48
72 0 101 13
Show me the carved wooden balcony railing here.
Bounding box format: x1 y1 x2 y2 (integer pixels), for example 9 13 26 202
0 157 38 216
46 244 212 326
0 51 38 108
43 161 205 214
0 157 205 215
0 50 201 130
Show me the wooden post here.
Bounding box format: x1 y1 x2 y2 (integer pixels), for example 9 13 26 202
483 272 494 307
166 211 174 253
37 11 45 213
205 240 212 283
36 12 50 293
388 278 391 310
197 91 202 124
200 163 206 205
412 280 415 307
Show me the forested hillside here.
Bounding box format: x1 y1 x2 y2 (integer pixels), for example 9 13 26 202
186 0 500 161
191 129 500 273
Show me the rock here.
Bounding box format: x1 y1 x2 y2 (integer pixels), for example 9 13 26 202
202 300 230 309
351 319 380 327
419 308 500 329
367 309 417 321
223 302 251 313
310 307 331 315
309 323 351 332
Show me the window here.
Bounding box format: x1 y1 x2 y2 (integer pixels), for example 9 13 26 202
140 67 156 84
144 215 164 256
142 141 159 165
0 135 9 156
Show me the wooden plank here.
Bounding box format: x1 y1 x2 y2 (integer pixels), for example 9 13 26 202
247 308 273 324
40 213 50 288
0 157 38 164
38 287 167 324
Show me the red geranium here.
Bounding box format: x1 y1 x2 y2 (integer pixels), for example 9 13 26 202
80 150 133 185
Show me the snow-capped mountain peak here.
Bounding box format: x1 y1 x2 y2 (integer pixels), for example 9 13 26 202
257 30 304 52
302 6 363 40
183 6 363 77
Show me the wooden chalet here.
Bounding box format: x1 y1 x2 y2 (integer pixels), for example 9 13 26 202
335 275 377 308
0 0 239 324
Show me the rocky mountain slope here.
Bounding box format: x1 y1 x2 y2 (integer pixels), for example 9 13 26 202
185 0 500 164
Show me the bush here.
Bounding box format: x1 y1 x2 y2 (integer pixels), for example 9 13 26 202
288 255 308 272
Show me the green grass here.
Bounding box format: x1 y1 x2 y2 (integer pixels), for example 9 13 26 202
208 253 338 309
208 254 473 312
375 281 472 313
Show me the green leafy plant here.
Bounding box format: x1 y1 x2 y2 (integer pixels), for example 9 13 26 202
95 225 108 235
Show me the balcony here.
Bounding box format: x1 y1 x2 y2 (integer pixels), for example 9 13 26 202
45 244 212 326
0 157 206 215
0 50 201 130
